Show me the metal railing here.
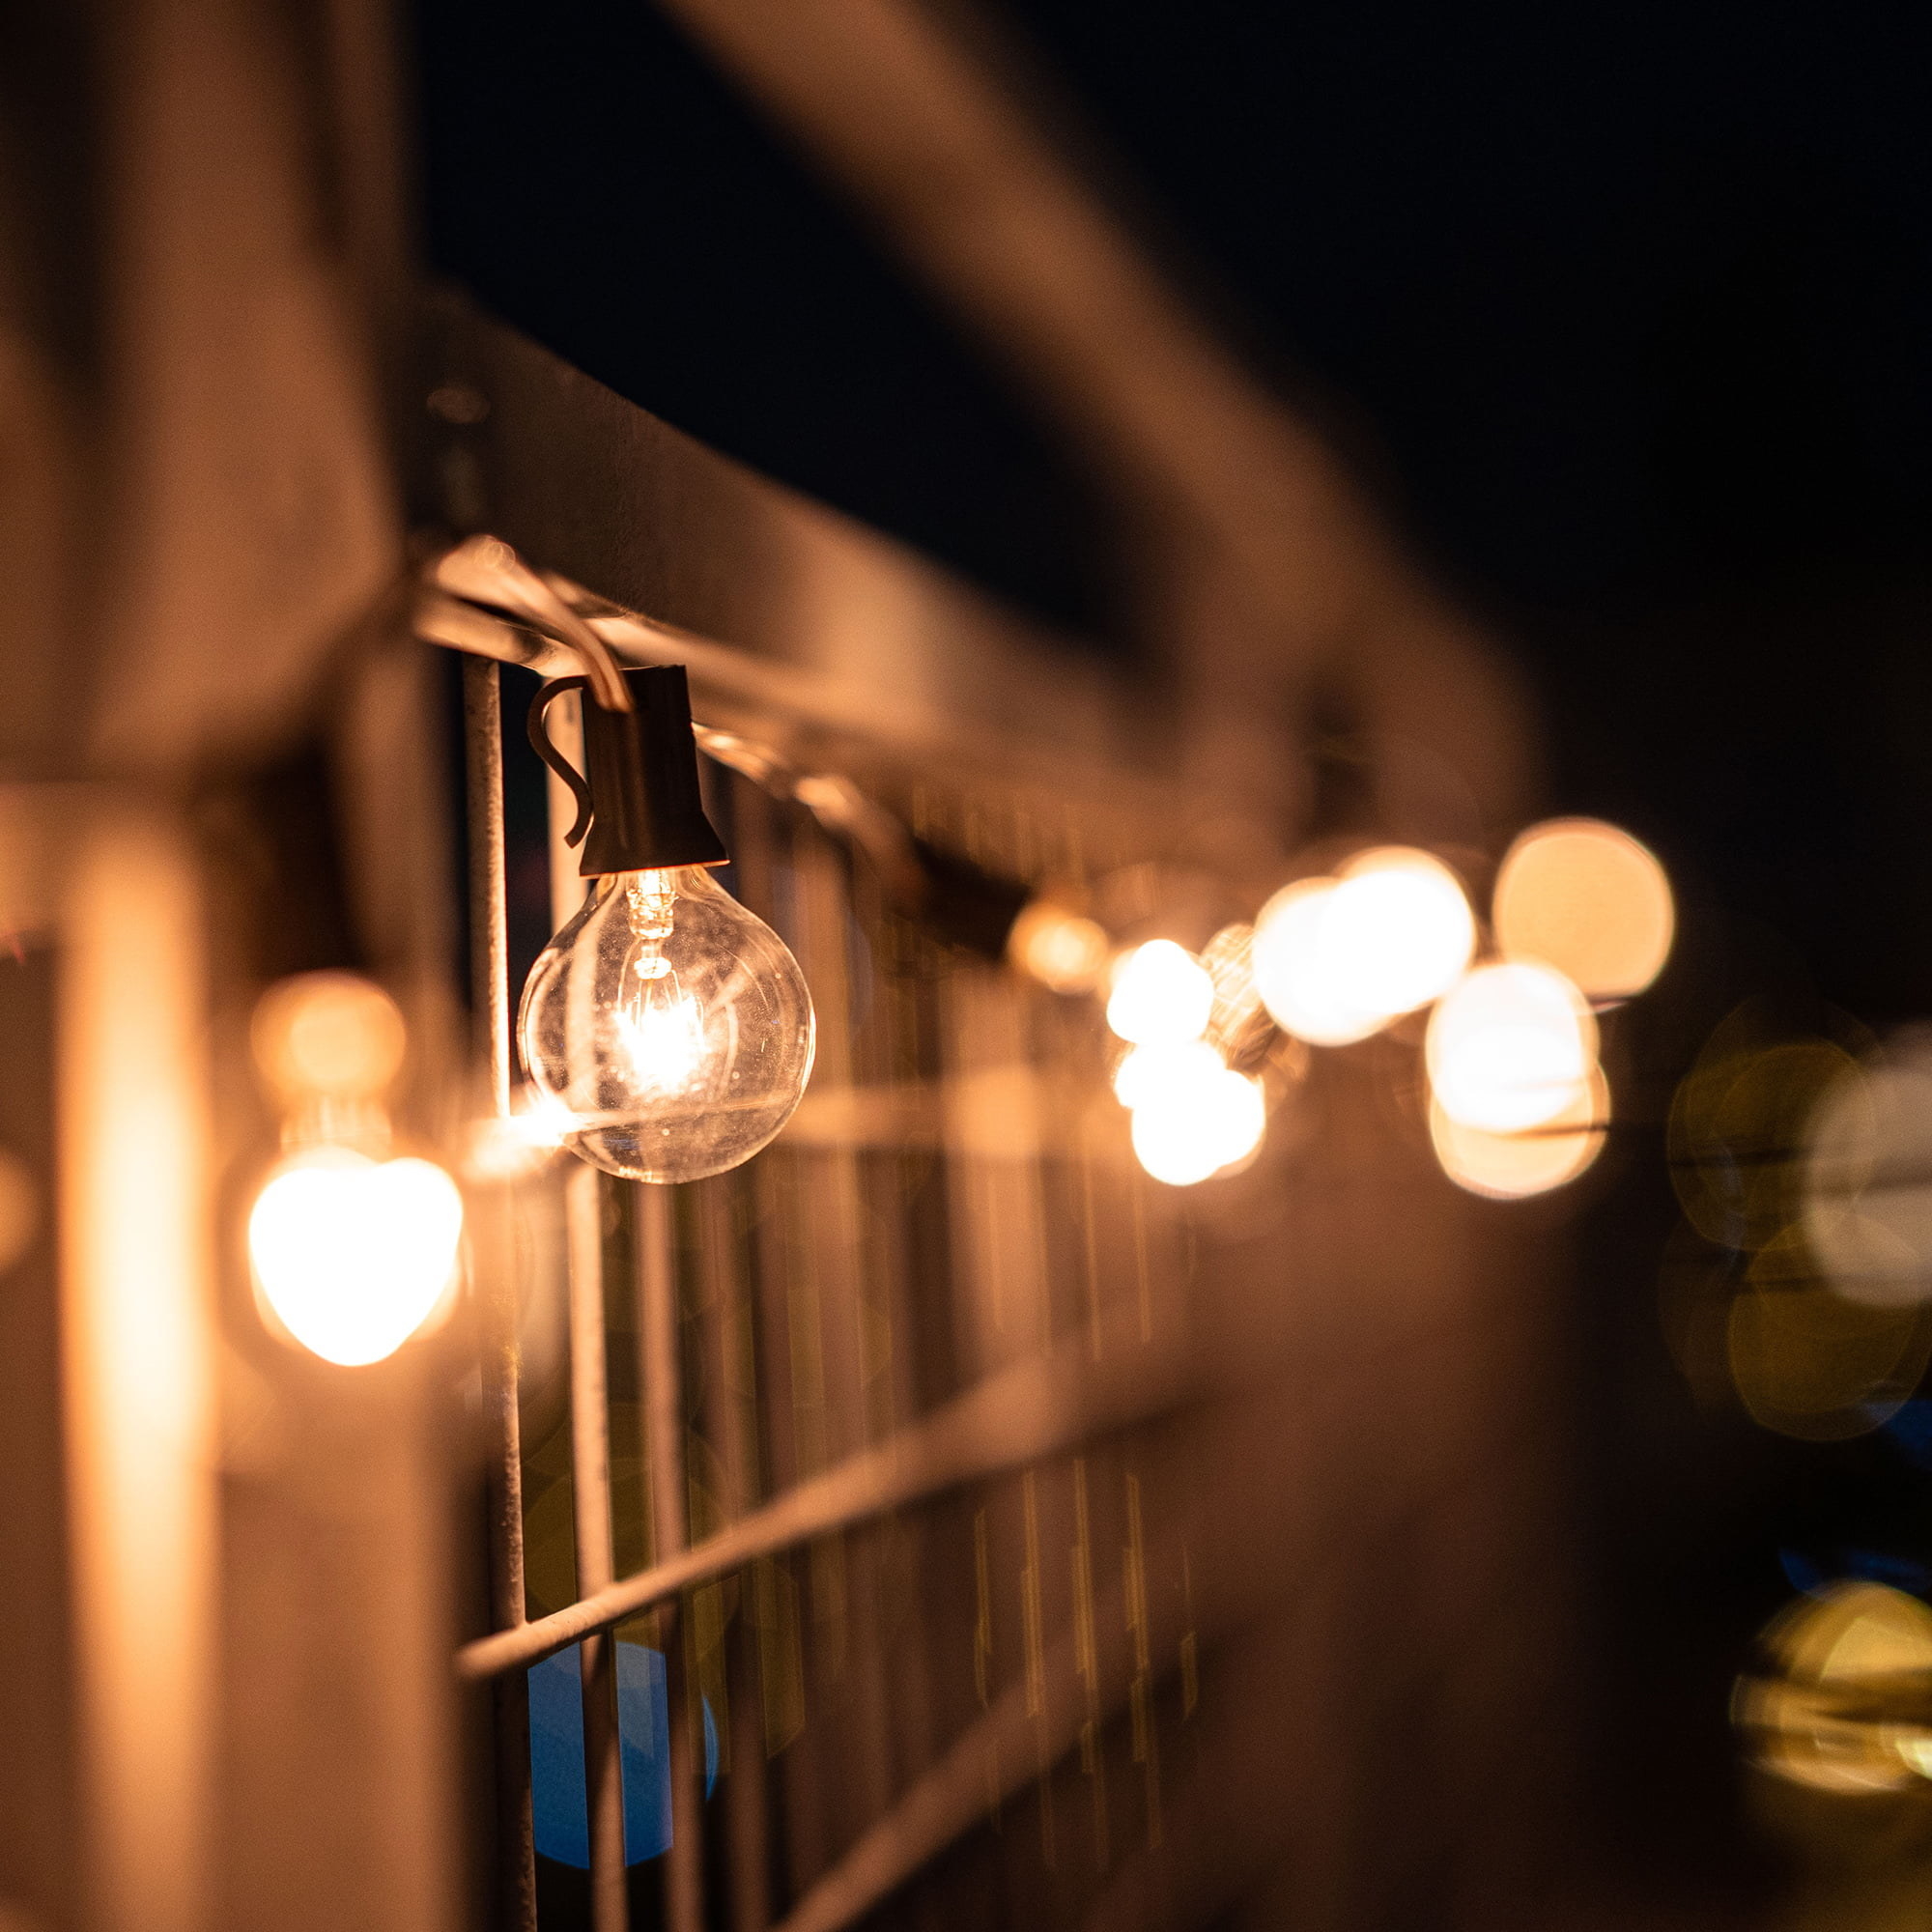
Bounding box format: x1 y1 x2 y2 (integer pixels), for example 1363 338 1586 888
452 589 1216 1932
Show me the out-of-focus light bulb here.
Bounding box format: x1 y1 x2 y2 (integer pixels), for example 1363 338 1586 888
1252 850 1475 1047
1113 1038 1226 1111
519 865 814 1183
1426 961 1597 1133
1251 878 1375 1045
1492 818 1673 1001
1128 1059 1265 1186
248 1147 464 1367
1009 900 1110 994
251 971 407 1104
1325 848 1475 1014
1429 1065 1607 1200
1105 939 1214 1044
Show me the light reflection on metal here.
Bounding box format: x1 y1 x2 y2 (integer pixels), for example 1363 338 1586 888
565 1162 628 1932
463 653 540 1932
454 1334 1196 1682
433 535 633 712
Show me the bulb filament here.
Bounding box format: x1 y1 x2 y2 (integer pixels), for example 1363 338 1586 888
617 872 706 1095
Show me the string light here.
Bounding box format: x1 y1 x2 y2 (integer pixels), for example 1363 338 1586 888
1009 899 1111 994
1429 1066 1607 1200
1113 1038 1225 1110
1493 817 1673 1001
1105 939 1214 1045
246 973 464 1368
250 1148 464 1367
1127 1055 1265 1186
1252 848 1474 1047
1426 961 1598 1135
521 667 814 1184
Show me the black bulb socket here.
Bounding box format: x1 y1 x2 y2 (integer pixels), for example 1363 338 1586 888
528 665 728 876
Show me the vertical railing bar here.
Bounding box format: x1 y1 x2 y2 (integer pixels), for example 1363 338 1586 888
568 1162 630 1932
637 1183 705 1932
700 1179 773 1932
462 657 538 1932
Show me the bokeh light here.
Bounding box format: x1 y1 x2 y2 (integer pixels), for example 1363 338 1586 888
1113 1038 1226 1111
1425 961 1597 1133
1252 850 1475 1048
1009 900 1111 995
1106 939 1215 1045
1804 1039 1932 1307
1492 817 1673 1001
1430 1065 1607 1200
1723 1227 1932 1440
1669 1032 1859 1251
249 1146 465 1366
1199 922 1267 1059
1127 1059 1265 1186
1251 878 1374 1045
1323 847 1476 1015
1736 1582 1932 1794
251 971 408 1102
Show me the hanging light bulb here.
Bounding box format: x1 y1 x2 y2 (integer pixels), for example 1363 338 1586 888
520 666 814 1184
1127 1055 1265 1186
250 1147 465 1367
1425 960 1597 1134
1252 848 1475 1046
1105 939 1214 1044
1009 898 1110 994
246 972 464 1367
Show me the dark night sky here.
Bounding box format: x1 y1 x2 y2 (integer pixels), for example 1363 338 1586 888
412 0 1932 1895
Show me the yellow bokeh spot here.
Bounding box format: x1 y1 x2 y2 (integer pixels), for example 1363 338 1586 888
1723 1228 1932 1440
1737 1583 1932 1795
1009 901 1110 995
251 971 407 1103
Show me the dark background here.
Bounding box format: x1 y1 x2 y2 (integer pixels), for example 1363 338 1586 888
412 0 1932 1908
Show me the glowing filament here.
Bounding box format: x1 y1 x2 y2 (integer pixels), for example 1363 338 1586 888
617 960 707 1095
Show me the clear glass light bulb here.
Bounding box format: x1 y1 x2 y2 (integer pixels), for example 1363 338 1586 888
519 865 815 1183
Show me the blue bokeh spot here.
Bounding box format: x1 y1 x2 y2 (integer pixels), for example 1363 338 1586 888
527 1641 719 1868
